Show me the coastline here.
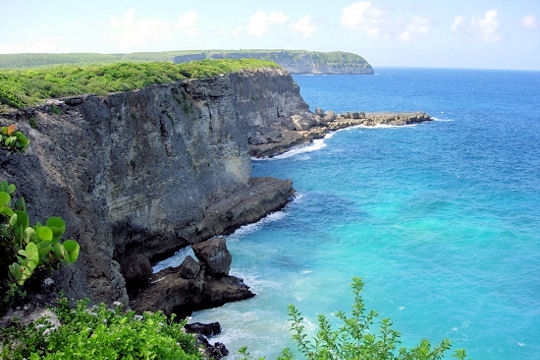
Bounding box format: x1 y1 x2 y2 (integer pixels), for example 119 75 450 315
249 111 432 158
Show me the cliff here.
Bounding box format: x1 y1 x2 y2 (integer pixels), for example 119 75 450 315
0 65 430 315
173 50 374 74
0 67 301 309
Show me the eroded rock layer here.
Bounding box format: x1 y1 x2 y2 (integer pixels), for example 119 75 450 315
0 68 299 308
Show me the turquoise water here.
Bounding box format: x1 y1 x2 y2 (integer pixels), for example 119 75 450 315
190 69 540 359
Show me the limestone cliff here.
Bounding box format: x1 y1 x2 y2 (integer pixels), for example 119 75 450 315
173 50 374 75
0 66 431 314
0 68 300 307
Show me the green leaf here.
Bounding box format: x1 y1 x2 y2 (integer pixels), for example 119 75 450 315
46 216 66 241
37 240 52 263
7 183 16 194
52 242 65 260
0 205 14 217
23 227 37 243
15 131 29 151
0 191 10 207
62 240 80 264
11 210 29 228
35 225 53 241
9 262 23 283
9 212 17 226
19 242 39 266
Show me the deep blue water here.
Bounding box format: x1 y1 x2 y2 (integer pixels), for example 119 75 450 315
188 68 540 359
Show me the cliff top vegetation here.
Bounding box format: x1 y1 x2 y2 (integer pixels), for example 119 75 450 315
0 59 279 109
0 50 368 70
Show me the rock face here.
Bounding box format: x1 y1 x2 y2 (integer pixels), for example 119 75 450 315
173 50 374 75
0 68 298 309
0 66 431 315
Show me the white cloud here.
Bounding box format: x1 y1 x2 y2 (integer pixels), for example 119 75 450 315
290 15 316 38
178 10 197 31
520 14 537 29
451 16 464 32
0 36 65 53
340 1 386 38
246 10 288 37
109 8 136 28
399 16 431 42
451 9 500 42
106 9 199 52
473 9 500 41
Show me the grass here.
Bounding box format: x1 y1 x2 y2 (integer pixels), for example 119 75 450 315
0 50 369 70
0 58 280 109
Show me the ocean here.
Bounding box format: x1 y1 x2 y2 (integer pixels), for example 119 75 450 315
185 68 540 359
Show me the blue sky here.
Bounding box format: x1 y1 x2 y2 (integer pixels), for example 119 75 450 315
1 0 539 70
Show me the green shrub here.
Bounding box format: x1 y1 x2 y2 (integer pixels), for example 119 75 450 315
275 277 468 360
0 298 204 359
0 179 79 303
0 124 29 152
0 59 280 108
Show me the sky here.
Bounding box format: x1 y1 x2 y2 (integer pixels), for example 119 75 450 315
1 0 539 70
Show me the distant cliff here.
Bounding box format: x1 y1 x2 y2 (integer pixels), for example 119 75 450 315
0 50 374 75
173 50 374 75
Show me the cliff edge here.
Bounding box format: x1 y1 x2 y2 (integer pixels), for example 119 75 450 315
174 50 374 75
0 67 301 310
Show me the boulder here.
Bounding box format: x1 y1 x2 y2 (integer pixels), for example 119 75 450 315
179 255 201 280
185 321 222 337
323 111 336 123
192 237 231 276
130 239 254 317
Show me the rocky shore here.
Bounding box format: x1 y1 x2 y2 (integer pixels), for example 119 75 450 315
250 110 432 157
0 66 431 331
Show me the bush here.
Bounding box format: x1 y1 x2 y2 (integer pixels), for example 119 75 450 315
0 59 280 108
0 298 204 359
0 180 80 303
276 277 468 360
0 124 29 152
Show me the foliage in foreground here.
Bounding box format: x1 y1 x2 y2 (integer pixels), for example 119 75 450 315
0 298 203 360
240 277 468 360
0 59 280 109
277 277 468 360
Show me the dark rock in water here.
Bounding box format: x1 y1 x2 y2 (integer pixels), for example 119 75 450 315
185 321 228 359
179 256 201 280
185 321 222 337
130 238 254 317
210 342 229 359
192 237 231 276
194 334 229 359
